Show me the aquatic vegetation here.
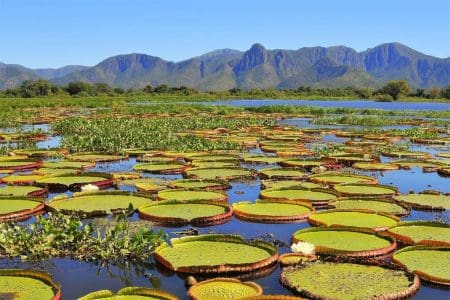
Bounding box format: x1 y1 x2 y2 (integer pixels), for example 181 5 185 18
0 269 61 300
329 198 409 216
308 209 399 230
0 196 44 222
78 286 178 300
352 162 399 171
154 234 278 273
394 193 450 210
333 183 398 197
133 162 187 174
291 241 315 255
281 261 419 299
36 173 114 191
188 278 262 300
0 185 46 197
259 187 338 207
233 200 314 223
156 189 228 202
170 179 230 190
393 246 450 286
308 172 377 185
258 168 306 180
387 221 450 246
292 227 396 257
260 180 321 190
185 167 255 180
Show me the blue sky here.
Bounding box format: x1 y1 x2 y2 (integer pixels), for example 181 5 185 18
1 0 449 68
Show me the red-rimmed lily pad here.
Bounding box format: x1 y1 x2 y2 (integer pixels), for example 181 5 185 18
0 269 61 300
133 162 187 174
184 167 256 181
188 278 263 300
0 185 47 197
67 152 127 162
0 159 43 171
259 187 338 207
352 162 399 171
333 183 398 197
233 200 314 223
155 234 278 274
387 221 450 246
157 189 228 202
328 198 410 216
393 193 450 211
36 173 113 191
170 179 230 191
0 196 45 222
258 168 306 180
308 172 378 185
78 286 178 300
260 180 322 190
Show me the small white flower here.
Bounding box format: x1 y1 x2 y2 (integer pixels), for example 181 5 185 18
291 241 315 255
81 184 99 192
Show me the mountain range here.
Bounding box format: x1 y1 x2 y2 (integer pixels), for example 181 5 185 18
1 42 449 90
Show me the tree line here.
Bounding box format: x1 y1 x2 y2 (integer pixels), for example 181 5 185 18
1 79 450 100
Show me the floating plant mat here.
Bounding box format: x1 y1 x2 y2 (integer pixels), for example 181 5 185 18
138 200 232 226
0 197 44 222
184 167 255 180
42 160 95 169
393 246 450 286
0 185 46 197
260 180 322 190
170 179 229 190
232 200 314 223
280 262 419 300
352 162 399 171
387 221 450 246
241 155 285 164
185 154 240 162
278 253 317 266
133 162 186 174
292 227 396 257
0 174 48 185
308 209 399 230
391 160 442 169
393 193 450 210
67 153 127 162
136 156 176 163
280 159 324 169
258 168 306 180
188 278 262 300
190 160 237 168
382 150 431 159
0 269 61 300
13 149 67 158
33 168 80 176
78 286 178 300
46 192 152 215
333 183 398 197
157 189 227 202
308 172 377 185
259 188 337 207
155 234 278 273
329 198 409 216
36 173 112 190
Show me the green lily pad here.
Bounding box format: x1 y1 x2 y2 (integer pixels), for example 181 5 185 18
185 167 255 180
157 189 227 202
0 160 42 170
170 179 229 190
0 186 46 197
188 278 262 300
0 174 48 185
79 286 178 300
309 172 377 185
292 227 395 256
0 269 60 300
233 200 314 223
394 193 450 210
42 160 95 169
0 197 44 221
241 155 284 164
352 162 399 171
47 191 152 215
333 183 398 197
133 162 186 174
138 200 231 225
155 234 277 273
68 153 127 162
36 174 112 190
281 262 419 299
259 188 337 207
387 221 450 246
261 180 322 190
258 168 306 180
329 198 409 216
33 168 80 176
280 159 324 169
393 246 450 286
383 151 430 159
190 160 238 168
308 209 399 230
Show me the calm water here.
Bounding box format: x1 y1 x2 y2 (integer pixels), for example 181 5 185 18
1 113 449 299
196 99 450 111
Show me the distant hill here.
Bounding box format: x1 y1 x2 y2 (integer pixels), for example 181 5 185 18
1 42 449 90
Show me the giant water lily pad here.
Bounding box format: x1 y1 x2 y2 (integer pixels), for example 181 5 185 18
67 153 127 162
260 180 321 190
292 227 396 257
393 246 450 286
333 183 398 197
170 179 229 190
383 151 431 159
157 189 227 202
0 159 42 171
46 192 152 216
0 269 61 300
0 185 46 197
387 221 450 246
0 197 45 222
308 209 399 230
394 193 450 210
259 188 338 207
308 172 377 185
185 167 255 180
79 286 178 300
280 261 419 299
133 162 186 174
242 155 284 164
233 200 314 223
188 278 262 300
258 168 306 180
329 198 409 216
33 168 80 176
185 154 240 162
155 234 278 273
352 162 399 171
36 173 113 191
0 174 48 185
190 160 237 168
42 160 95 169
280 159 324 169
138 200 232 226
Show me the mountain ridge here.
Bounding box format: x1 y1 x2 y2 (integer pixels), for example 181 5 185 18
1 42 449 90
